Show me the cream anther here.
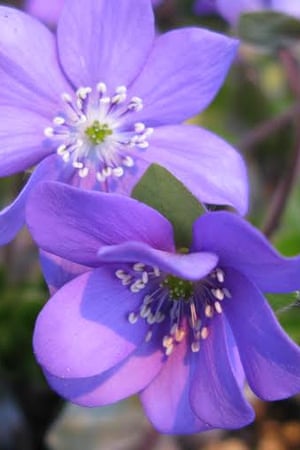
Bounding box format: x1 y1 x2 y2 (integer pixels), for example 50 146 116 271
44 127 54 137
134 122 146 133
133 263 145 272
191 341 201 353
201 327 209 340
205 304 214 318
61 92 72 103
96 82 107 94
214 301 223 314
212 288 225 301
53 116 65 125
128 312 138 324
216 268 225 283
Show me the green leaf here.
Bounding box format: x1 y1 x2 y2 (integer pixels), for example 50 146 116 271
132 164 204 248
238 11 300 49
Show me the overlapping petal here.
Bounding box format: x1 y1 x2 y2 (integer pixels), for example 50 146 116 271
193 211 300 292
26 182 175 266
190 315 254 428
141 338 213 434
33 268 149 378
138 125 248 215
43 338 165 407
225 268 300 400
57 0 155 91
0 6 70 114
98 242 218 281
0 156 58 245
25 0 63 24
127 29 238 126
40 251 89 294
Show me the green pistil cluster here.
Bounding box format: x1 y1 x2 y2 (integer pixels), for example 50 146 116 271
162 275 193 301
85 120 112 145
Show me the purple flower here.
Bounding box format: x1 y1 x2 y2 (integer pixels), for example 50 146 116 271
195 0 300 25
27 181 300 434
0 0 247 245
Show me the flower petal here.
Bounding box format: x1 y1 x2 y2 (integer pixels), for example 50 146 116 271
138 125 248 215
33 268 149 378
43 338 165 407
190 314 254 429
0 6 70 115
216 0 263 24
272 0 300 18
224 268 300 400
98 241 218 281
40 250 89 294
0 107 52 177
57 0 154 90
141 338 213 434
192 211 300 292
0 155 58 245
25 0 63 25
27 181 175 266
126 29 238 125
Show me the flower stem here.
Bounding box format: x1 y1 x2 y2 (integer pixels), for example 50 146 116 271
262 49 300 238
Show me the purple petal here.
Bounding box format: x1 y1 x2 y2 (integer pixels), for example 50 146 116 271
192 211 300 293
194 0 217 15
43 338 165 406
216 0 264 24
25 0 63 25
126 29 238 125
272 0 300 18
224 268 300 400
190 314 254 428
138 125 248 215
0 106 52 177
33 268 149 378
0 6 70 115
27 182 175 266
98 242 218 281
0 155 58 245
40 251 89 294
141 337 213 434
57 0 154 91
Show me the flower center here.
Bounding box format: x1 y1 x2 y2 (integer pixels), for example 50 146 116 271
85 121 113 145
115 263 232 357
162 275 193 301
44 82 153 185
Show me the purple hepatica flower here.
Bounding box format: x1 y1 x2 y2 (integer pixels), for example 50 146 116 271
195 0 300 25
27 181 300 434
0 0 247 245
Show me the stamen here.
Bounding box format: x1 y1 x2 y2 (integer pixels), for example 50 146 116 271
128 312 138 324
214 301 223 314
201 327 209 340
119 262 231 357
191 341 201 353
